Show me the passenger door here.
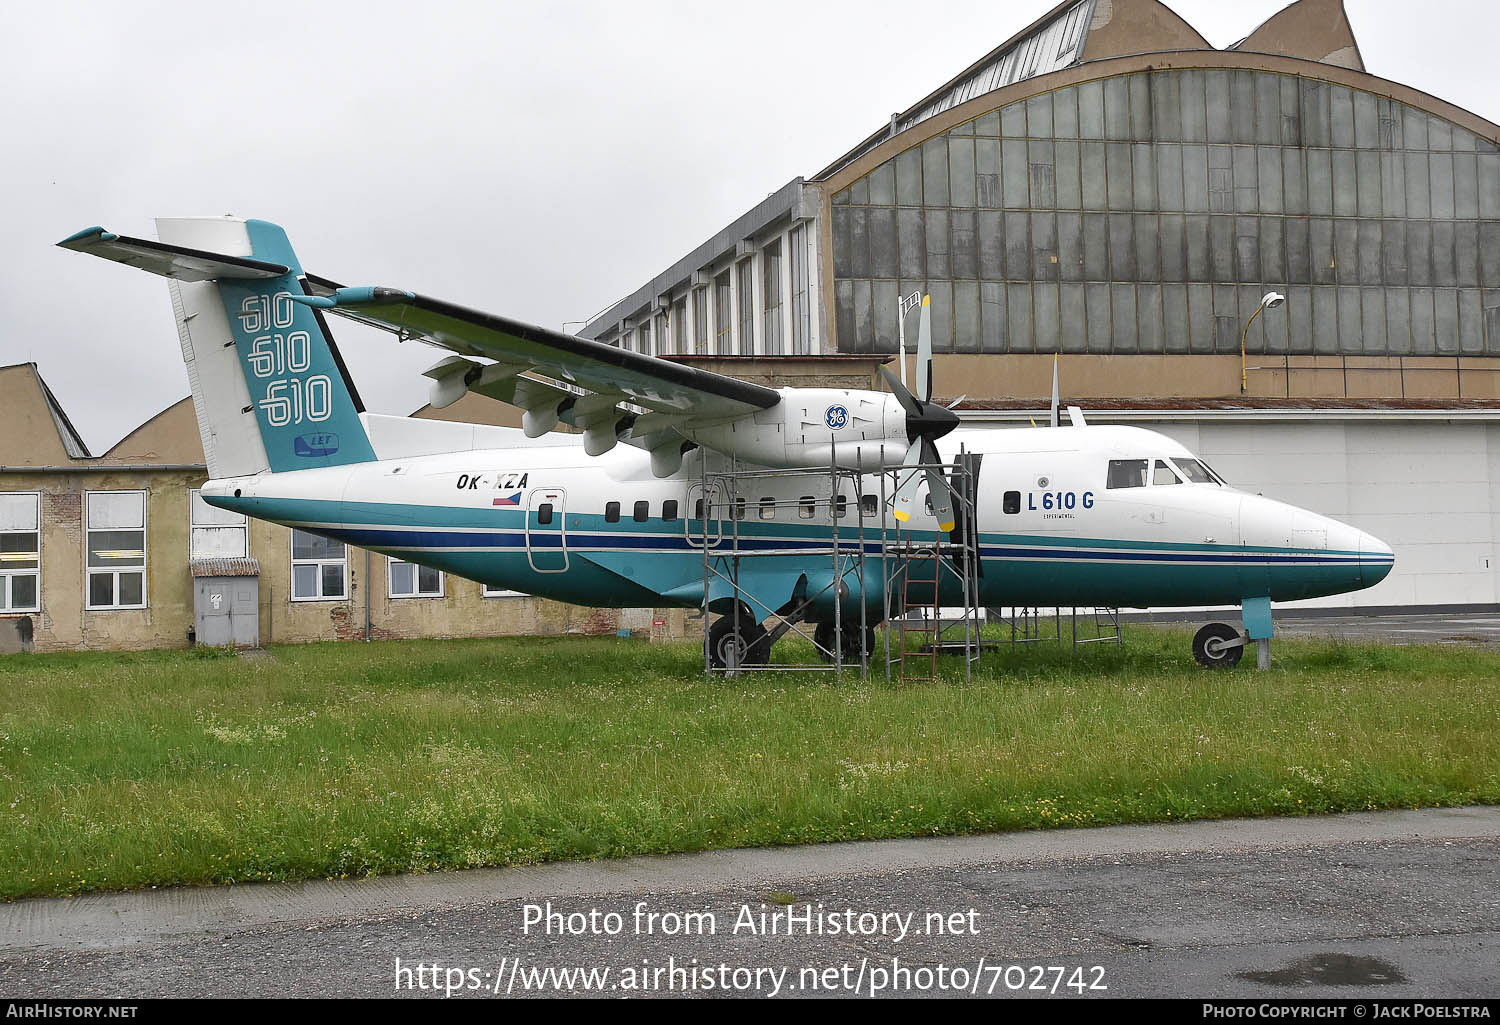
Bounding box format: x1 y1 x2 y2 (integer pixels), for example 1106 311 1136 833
526 488 568 573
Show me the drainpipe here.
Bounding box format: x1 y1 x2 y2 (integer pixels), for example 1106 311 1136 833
363 549 372 642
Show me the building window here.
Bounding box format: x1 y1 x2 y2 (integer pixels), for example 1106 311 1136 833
388 558 443 598
0 492 41 614
789 224 811 355
85 491 147 610
692 288 708 354
672 297 687 354
291 529 347 601
736 259 755 354
483 583 525 599
762 240 783 355
189 490 248 558
714 271 733 355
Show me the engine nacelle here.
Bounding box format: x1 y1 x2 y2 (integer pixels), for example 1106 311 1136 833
681 388 910 472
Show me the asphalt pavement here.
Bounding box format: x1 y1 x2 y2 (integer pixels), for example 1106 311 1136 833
1 807 1497 999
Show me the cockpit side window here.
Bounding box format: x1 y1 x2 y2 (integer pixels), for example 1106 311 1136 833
1153 459 1182 486
1106 459 1148 489
1172 458 1221 485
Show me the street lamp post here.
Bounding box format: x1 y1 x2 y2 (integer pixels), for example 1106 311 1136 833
1240 291 1286 394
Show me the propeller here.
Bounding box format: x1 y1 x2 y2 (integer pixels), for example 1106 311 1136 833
880 294 959 532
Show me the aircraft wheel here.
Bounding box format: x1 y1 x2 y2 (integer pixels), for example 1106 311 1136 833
813 620 877 664
708 611 771 670
1193 623 1244 669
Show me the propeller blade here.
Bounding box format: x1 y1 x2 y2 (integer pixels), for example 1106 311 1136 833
879 366 920 418
891 438 923 524
916 294 932 404
1049 353 1060 428
946 394 967 410
920 437 956 533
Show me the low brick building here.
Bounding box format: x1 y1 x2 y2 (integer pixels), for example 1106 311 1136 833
0 363 692 654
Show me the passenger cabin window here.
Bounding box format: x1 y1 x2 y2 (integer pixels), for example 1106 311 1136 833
833 495 848 519
1173 459 1221 485
861 494 878 518
758 498 776 520
732 498 747 521
1153 460 1182 486
633 500 649 522
662 500 679 522
1106 459 1149 489
799 496 816 519
537 503 554 525
1003 490 1021 514
605 502 621 523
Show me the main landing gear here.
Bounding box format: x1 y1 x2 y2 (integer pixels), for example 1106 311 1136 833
813 620 877 665
707 609 771 670
1192 623 1245 669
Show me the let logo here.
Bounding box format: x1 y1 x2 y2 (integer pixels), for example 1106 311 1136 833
294 433 341 457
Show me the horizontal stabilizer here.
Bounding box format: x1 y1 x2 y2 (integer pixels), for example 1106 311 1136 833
56 226 289 282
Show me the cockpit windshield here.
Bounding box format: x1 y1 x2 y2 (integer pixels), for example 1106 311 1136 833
1172 458 1224 485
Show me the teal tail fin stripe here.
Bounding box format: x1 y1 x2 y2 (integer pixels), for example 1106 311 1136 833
218 220 376 471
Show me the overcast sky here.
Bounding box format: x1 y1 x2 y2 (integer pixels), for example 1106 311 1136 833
4 0 1496 453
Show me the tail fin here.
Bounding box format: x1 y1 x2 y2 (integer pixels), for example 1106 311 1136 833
59 217 375 477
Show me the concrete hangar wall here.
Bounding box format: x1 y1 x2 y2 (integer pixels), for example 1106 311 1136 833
582 0 1500 612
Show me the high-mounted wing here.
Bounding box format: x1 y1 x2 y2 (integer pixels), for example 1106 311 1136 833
296 279 781 472
58 226 290 282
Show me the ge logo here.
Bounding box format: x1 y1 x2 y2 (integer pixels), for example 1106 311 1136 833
824 405 849 430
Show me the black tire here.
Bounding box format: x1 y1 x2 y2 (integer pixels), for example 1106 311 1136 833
1193 623 1244 669
708 611 771 670
813 620 877 664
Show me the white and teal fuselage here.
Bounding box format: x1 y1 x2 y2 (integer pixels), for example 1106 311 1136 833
201 421 1395 618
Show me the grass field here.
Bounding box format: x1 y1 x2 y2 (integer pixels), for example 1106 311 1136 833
1 628 1497 901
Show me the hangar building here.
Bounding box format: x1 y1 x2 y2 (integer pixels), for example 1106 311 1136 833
579 0 1500 611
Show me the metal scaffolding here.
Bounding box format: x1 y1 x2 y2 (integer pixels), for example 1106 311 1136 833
699 445 984 680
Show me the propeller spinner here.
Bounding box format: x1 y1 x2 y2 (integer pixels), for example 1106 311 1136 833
880 295 960 532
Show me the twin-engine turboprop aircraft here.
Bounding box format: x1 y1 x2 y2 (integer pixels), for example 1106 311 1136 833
59 216 1394 669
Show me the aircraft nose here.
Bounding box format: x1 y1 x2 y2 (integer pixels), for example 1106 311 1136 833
1359 530 1395 588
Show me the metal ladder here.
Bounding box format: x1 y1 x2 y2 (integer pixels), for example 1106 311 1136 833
895 540 943 683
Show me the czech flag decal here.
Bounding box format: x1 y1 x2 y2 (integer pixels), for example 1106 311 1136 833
492 492 522 507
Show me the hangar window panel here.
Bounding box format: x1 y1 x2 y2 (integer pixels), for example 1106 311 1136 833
1353 151 1381 218
1104 144 1132 210
1384 289 1412 354
949 137 976 208
388 559 443 599
1431 222 1458 288
1482 224 1500 288
1282 148 1307 214
715 271 733 355
1077 81 1105 140
1434 289 1460 355
290 529 344 602
927 209 952 280
1257 148 1283 214
1453 153 1479 219
1159 215 1187 282
1380 219 1407 285
951 210 978 280
1135 283 1163 354
1002 140 1030 208
927 281 955 353
1176 72 1200 142
1232 147 1258 213
853 279 874 352
955 281 982 353
1401 107 1428 151
1312 288 1339 354
981 282 1007 351
789 225 811 355
1404 153 1432 218
977 211 1005 279
1181 145 1209 211
1480 154 1500 220
1110 284 1138 353
1328 86 1356 149
1187 284 1215 354
1162 285 1190 354
1031 212 1057 280
762 240 784 355
1060 283 1087 353
1104 77 1131 141
1379 152 1406 218
1007 284 1034 352
1428 115 1452 152
1409 288 1437 355
1056 212 1083 281
1004 212 1031 279
1305 150 1333 216
976 138 1001 205
1001 101 1027 140
1333 220 1359 285
1030 142 1057 209
1352 90 1380 149
1308 219 1336 285
1259 217 1286 285
1255 75 1284 146
189 490 247 559
1356 220 1382 286
1407 221 1433 287
86 490 146 611
1027 93 1052 138
1108 214 1136 280
1285 286 1313 353
1429 153 1456 220
1209 217 1235 282
1053 140 1082 209
921 139 949 206
1079 142 1107 210
693 286 711 354
1457 289 1485 354
873 280 899 352
1085 284 1111 352
1360 288 1387 353
1234 219 1260 283
898 209 927 279
1204 72 1231 145
868 162 895 206
1149 72 1180 141
1052 86 1079 139
1082 212 1109 280
1031 282 1058 354
1455 222 1480 289
896 148 923 206
737 259 755 354
1299 80 1331 148
1336 287 1365 354
1279 77 1302 146
1331 151 1357 218
1154 144 1184 211
0 492 40 614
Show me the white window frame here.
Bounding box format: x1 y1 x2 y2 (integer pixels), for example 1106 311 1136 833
388 557 444 599
0 492 41 614
290 528 347 602
85 490 148 611
189 489 249 559
483 583 526 599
